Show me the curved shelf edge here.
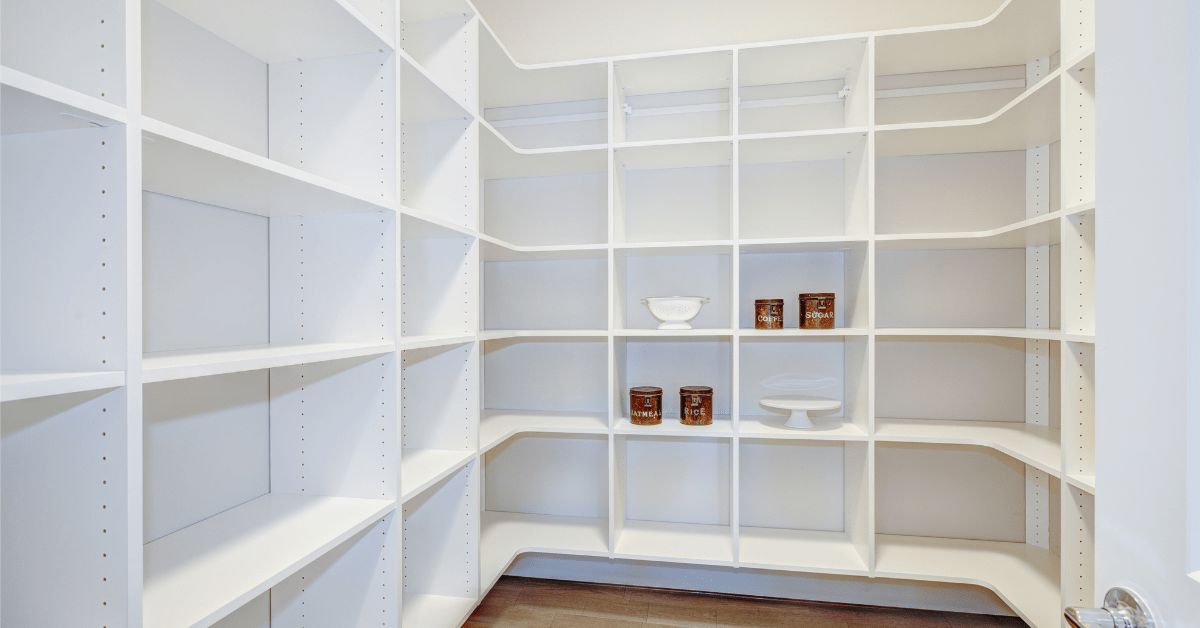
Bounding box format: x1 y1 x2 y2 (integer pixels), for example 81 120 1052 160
479 410 609 453
875 418 1062 478
876 210 1065 250
876 68 1059 134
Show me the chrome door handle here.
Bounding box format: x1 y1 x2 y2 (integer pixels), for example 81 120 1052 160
1065 588 1155 628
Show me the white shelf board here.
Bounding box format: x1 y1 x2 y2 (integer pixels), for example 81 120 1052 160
1066 474 1096 495
740 130 867 165
1065 48 1096 74
739 528 868 575
615 415 733 438
1067 200 1096 217
876 74 1060 157
398 334 476 350
1064 333 1096 344
738 415 868 441
738 328 869 337
0 370 126 402
875 534 1060 628
143 117 395 217
1 66 126 135
143 493 395 628
875 0 1059 76
400 449 476 503
143 342 395 383
614 138 733 170
402 594 478 628
875 328 1062 341
480 511 609 587
481 238 608 262
399 0 473 23
480 121 608 179
616 329 736 337
875 418 1061 477
154 0 393 64
478 329 609 340
480 410 609 452
400 206 481 240
614 520 733 565
615 241 734 257
739 237 869 255
876 211 1063 250
399 56 473 123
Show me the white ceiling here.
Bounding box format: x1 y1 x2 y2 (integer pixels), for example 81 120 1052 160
471 0 1007 65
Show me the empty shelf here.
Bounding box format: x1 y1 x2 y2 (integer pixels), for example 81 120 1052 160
616 415 733 438
1067 474 1096 494
1 66 126 135
875 534 1060 628
143 342 395 383
1 370 125 402
739 528 868 575
398 334 476 350
478 329 609 340
480 410 608 452
876 328 1062 340
481 511 609 586
480 239 609 262
143 117 395 218
876 74 1059 157
875 418 1061 476
738 415 868 441
615 521 733 565
876 211 1063 250
143 493 395 628
400 449 475 502
402 594 478 628
154 0 392 63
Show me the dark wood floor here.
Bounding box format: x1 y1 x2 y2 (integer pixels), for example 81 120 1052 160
464 576 1030 628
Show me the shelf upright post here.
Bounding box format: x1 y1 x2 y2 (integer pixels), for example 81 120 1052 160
125 0 145 622
392 0 406 624
864 34 878 575
606 59 619 557
729 47 741 565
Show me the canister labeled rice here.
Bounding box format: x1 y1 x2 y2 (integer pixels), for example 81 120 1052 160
798 293 836 330
754 299 784 330
679 386 714 426
630 387 663 425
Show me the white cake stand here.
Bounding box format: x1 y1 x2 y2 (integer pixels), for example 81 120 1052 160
759 395 841 429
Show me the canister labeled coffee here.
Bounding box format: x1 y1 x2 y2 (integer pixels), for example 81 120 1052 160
754 299 784 330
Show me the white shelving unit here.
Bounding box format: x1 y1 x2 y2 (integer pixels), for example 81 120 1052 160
0 1 1095 628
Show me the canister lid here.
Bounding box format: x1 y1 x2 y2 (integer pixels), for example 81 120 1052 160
755 299 784 305
631 386 663 396
798 293 836 299
679 386 714 395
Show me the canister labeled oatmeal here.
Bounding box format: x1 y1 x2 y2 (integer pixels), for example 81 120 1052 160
798 293 836 330
630 387 663 425
754 299 784 330
679 386 714 426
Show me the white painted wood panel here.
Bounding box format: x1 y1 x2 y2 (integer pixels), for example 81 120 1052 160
875 249 1027 328
876 151 1026 235
740 440 845 531
2 0 126 104
624 436 731 526
485 434 608 518
483 339 608 412
484 259 607 330
876 337 1026 421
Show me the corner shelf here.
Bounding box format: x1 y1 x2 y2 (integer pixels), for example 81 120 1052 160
143 117 395 218
143 493 395 628
876 328 1063 340
143 342 395 383
875 534 1060 628
480 410 608 452
0 370 126 402
480 511 609 587
876 210 1063 250
875 418 1061 477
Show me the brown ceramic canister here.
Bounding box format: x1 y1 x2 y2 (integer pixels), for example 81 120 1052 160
798 293 836 330
754 299 784 330
679 386 714 426
630 387 663 425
